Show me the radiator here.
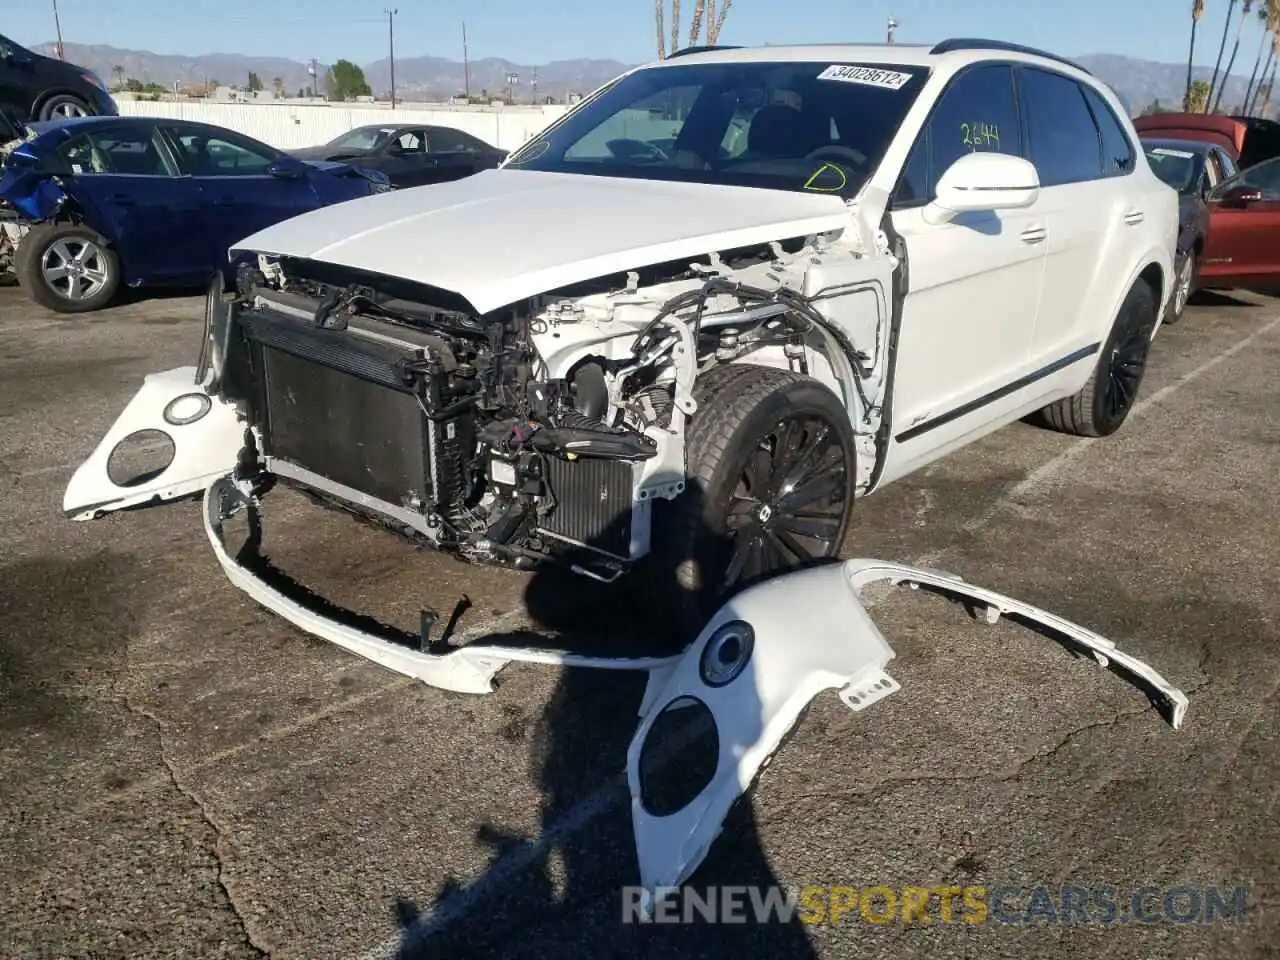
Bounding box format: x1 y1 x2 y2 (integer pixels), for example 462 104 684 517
538 456 635 560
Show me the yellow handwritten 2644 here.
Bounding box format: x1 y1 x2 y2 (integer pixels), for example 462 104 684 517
960 122 1001 151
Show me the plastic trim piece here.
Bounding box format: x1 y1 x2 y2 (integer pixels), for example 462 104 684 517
625 557 1187 896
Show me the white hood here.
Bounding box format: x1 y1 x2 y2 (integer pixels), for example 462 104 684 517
231 169 851 314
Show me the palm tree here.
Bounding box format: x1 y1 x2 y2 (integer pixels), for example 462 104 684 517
1188 0 1207 109
1188 77 1214 111
271 75 284 98
657 0 733 56
688 0 706 44
1261 57 1278 113
707 0 733 43
1213 0 1255 112
1253 26 1280 112
1241 2 1270 111
111 64 124 90
1208 0 1238 109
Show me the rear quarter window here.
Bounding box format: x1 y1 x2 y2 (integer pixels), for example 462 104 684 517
1082 86 1136 176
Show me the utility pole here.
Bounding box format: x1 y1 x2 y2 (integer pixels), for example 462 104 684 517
385 8 398 108
462 22 471 100
52 0 65 59
531 66 537 105
886 15 898 44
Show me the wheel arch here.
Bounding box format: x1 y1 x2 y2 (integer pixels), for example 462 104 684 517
1105 252 1169 342
35 213 134 283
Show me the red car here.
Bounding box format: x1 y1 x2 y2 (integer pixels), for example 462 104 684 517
1135 113 1280 292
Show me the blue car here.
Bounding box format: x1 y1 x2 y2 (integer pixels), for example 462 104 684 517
0 116 390 312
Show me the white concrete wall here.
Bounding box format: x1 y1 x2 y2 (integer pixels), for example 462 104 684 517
115 100 571 153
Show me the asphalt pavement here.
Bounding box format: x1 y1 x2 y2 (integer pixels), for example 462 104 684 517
1 284 1277 959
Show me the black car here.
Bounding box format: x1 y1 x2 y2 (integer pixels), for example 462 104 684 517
0 34 118 121
288 123 507 188
1141 136 1238 324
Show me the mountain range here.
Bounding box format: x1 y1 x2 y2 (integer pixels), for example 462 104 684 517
31 42 1276 114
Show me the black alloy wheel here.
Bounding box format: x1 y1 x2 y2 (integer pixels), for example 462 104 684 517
720 413 851 590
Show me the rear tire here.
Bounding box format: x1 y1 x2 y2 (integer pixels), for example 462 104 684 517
1040 278 1156 438
645 363 858 639
16 222 120 314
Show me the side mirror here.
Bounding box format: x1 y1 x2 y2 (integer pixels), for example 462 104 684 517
266 157 306 179
924 153 1040 225
1215 184 1263 206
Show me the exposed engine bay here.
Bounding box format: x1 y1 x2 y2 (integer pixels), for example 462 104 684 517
208 226 898 580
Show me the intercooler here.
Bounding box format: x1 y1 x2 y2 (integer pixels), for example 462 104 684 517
238 306 470 515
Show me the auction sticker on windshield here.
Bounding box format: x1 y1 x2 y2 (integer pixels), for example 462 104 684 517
817 65 915 89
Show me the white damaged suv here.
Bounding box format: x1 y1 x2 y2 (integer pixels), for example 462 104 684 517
65 39 1178 641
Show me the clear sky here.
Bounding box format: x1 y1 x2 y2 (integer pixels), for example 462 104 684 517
1 0 1257 70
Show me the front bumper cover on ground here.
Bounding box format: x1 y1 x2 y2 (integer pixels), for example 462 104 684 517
203 476 1189 895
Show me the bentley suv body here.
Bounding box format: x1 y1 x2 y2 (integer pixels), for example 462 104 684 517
65 39 1178 659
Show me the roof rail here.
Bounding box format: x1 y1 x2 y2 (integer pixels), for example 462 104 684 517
930 38 1091 75
666 44 742 59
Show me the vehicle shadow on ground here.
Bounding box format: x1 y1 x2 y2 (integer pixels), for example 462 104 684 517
1189 289 1257 308
388 504 821 959
114 283 208 308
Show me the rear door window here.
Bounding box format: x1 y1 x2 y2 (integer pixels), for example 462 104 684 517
58 127 177 176
1019 67 1105 186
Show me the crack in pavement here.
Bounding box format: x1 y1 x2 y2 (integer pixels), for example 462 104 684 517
783 678 1214 814
123 696 273 959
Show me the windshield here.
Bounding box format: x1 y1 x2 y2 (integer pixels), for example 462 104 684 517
506 60 929 197
327 127 396 151
1144 146 1199 193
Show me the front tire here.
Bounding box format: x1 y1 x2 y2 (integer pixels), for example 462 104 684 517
1166 248 1195 325
16 223 120 313
38 94 92 121
1040 278 1157 437
647 364 858 637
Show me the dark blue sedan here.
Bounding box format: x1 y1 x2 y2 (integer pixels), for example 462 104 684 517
0 116 390 312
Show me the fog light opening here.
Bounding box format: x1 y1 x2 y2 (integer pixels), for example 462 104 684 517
163 392 212 426
699 620 755 687
637 696 720 817
106 429 175 488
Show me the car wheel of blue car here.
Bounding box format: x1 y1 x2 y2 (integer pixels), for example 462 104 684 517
16 222 120 314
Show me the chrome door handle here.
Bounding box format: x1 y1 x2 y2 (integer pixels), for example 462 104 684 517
1124 209 1145 225
1020 226 1047 244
